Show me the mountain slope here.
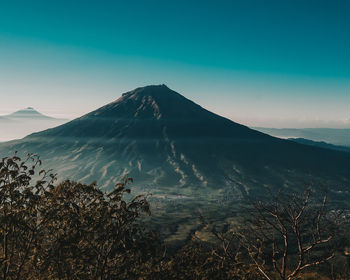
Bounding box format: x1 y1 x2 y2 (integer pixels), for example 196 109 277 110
0 85 349 202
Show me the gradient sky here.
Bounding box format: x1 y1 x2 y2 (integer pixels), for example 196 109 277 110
0 0 349 128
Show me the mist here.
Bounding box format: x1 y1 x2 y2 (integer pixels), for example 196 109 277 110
0 118 68 142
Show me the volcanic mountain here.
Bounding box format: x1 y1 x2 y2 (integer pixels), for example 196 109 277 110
0 85 349 202
0 108 68 142
0 107 55 120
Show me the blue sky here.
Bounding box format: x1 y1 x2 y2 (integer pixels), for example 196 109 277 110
0 0 349 127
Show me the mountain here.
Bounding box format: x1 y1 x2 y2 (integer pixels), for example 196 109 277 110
0 108 68 142
254 127 350 147
1 107 54 120
0 85 349 203
289 138 350 153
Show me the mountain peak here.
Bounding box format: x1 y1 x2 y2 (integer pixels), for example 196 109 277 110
36 85 269 142
93 84 198 122
94 84 216 124
123 84 169 93
121 84 177 99
6 108 54 120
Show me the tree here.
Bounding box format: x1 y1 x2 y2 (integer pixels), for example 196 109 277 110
196 186 347 280
1 153 348 279
36 179 156 280
0 153 55 280
237 187 342 280
0 153 157 280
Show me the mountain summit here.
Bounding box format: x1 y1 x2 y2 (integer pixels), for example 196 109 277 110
3 107 54 120
1 85 350 201
38 84 268 141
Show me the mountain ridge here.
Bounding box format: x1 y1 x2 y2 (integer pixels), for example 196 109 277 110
254 127 350 147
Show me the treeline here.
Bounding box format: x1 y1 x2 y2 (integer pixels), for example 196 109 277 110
0 154 349 280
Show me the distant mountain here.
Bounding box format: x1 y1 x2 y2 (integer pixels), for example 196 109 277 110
254 127 350 147
0 108 68 142
2 107 55 120
0 85 349 204
289 138 350 153
0 107 67 121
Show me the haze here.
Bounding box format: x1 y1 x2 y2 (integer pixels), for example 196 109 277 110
0 119 67 142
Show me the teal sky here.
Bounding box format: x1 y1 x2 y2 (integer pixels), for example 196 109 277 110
0 0 349 128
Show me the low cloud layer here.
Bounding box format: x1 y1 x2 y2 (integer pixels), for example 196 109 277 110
0 119 68 142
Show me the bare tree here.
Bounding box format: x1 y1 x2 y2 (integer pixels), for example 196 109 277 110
239 187 341 280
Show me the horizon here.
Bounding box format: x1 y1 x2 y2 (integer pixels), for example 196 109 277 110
1 82 350 129
2 83 350 130
1 1 350 128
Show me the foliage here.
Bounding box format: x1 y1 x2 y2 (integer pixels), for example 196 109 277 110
156 241 261 280
0 154 156 280
0 153 348 279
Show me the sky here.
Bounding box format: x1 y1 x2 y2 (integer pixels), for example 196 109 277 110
0 0 349 128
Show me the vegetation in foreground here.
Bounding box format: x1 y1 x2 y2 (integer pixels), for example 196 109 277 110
0 154 349 279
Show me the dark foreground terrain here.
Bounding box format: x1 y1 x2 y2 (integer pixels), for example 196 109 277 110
0 154 349 280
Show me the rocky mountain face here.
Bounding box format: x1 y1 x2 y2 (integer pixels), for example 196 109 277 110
0 85 350 203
